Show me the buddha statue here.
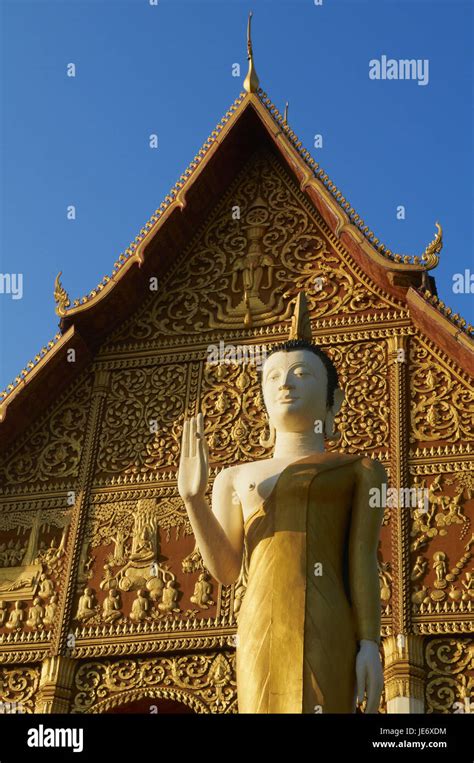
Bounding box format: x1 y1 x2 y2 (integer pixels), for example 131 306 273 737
178 292 386 713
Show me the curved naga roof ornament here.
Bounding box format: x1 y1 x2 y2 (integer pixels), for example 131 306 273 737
54 271 71 317
421 221 443 270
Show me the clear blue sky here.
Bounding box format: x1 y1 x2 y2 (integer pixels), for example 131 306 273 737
1 0 472 391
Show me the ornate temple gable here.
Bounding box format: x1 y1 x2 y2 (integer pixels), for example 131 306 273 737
1 91 472 453
409 333 474 451
0 372 93 493
101 151 403 353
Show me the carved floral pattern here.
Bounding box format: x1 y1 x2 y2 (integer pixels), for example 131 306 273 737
0 376 92 488
94 366 186 480
410 339 473 444
426 638 474 713
71 652 236 714
105 151 391 347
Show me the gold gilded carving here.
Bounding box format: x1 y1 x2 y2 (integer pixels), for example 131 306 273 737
130 590 149 622
94 366 186 481
75 497 201 629
425 638 473 713
102 589 123 623
190 573 214 609
0 375 92 488
202 363 267 463
378 561 392 616
53 271 71 316
326 342 390 452
71 652 237 713
157 580 179 614
382 635 425 704
0 665 40 712
421 222 443 270
6 601 24 630
25 598 44 630
409 469 473 616
43 595 58 626
410 473 472 552
105 152 390 347
182 544 205 573
34 656 77 713
0 508 70 603
411 555 428 581
76 587 97 622
410 338 474 444
86 498 190 556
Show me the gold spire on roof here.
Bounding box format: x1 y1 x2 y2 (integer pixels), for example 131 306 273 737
243 11 259 93
288 292 313 342
283 102 289 123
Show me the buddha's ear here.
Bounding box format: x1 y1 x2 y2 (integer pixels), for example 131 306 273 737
332 387 345 417
324 387 345 441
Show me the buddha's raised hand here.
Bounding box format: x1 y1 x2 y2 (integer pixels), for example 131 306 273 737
177 412 209 503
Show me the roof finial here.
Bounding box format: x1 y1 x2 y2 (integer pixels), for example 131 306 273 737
283 102 289 123
421 221 443 270
54 271 70 317
243 11 259 93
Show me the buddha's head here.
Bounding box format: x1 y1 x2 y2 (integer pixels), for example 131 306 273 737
261 339 344 440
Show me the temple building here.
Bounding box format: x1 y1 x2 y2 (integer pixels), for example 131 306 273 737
0 21 472 714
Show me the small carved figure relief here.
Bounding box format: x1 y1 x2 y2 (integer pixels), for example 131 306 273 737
158 580 179 613
76 587 96 621
26 598 44 629
130 589 149 622
102 589 122 623
190 572 214 609
6 601 24 630
43 595 58 626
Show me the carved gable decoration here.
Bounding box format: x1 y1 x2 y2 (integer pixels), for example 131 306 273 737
103 151 401 352
0 373 93 492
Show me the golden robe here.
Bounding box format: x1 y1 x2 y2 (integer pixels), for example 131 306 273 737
236 453 385 714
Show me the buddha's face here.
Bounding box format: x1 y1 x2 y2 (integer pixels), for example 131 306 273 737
262 349 329 433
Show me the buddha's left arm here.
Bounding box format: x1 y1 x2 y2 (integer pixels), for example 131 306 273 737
349 456 387 645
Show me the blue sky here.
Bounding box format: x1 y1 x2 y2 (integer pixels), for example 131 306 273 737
0 0 472 391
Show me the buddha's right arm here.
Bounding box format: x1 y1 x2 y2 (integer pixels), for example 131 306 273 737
183 469 244 586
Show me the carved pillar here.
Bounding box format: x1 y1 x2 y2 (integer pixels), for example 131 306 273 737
383 635 425 713
386 334 425 711
34 656 77 713
51 368 109 659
